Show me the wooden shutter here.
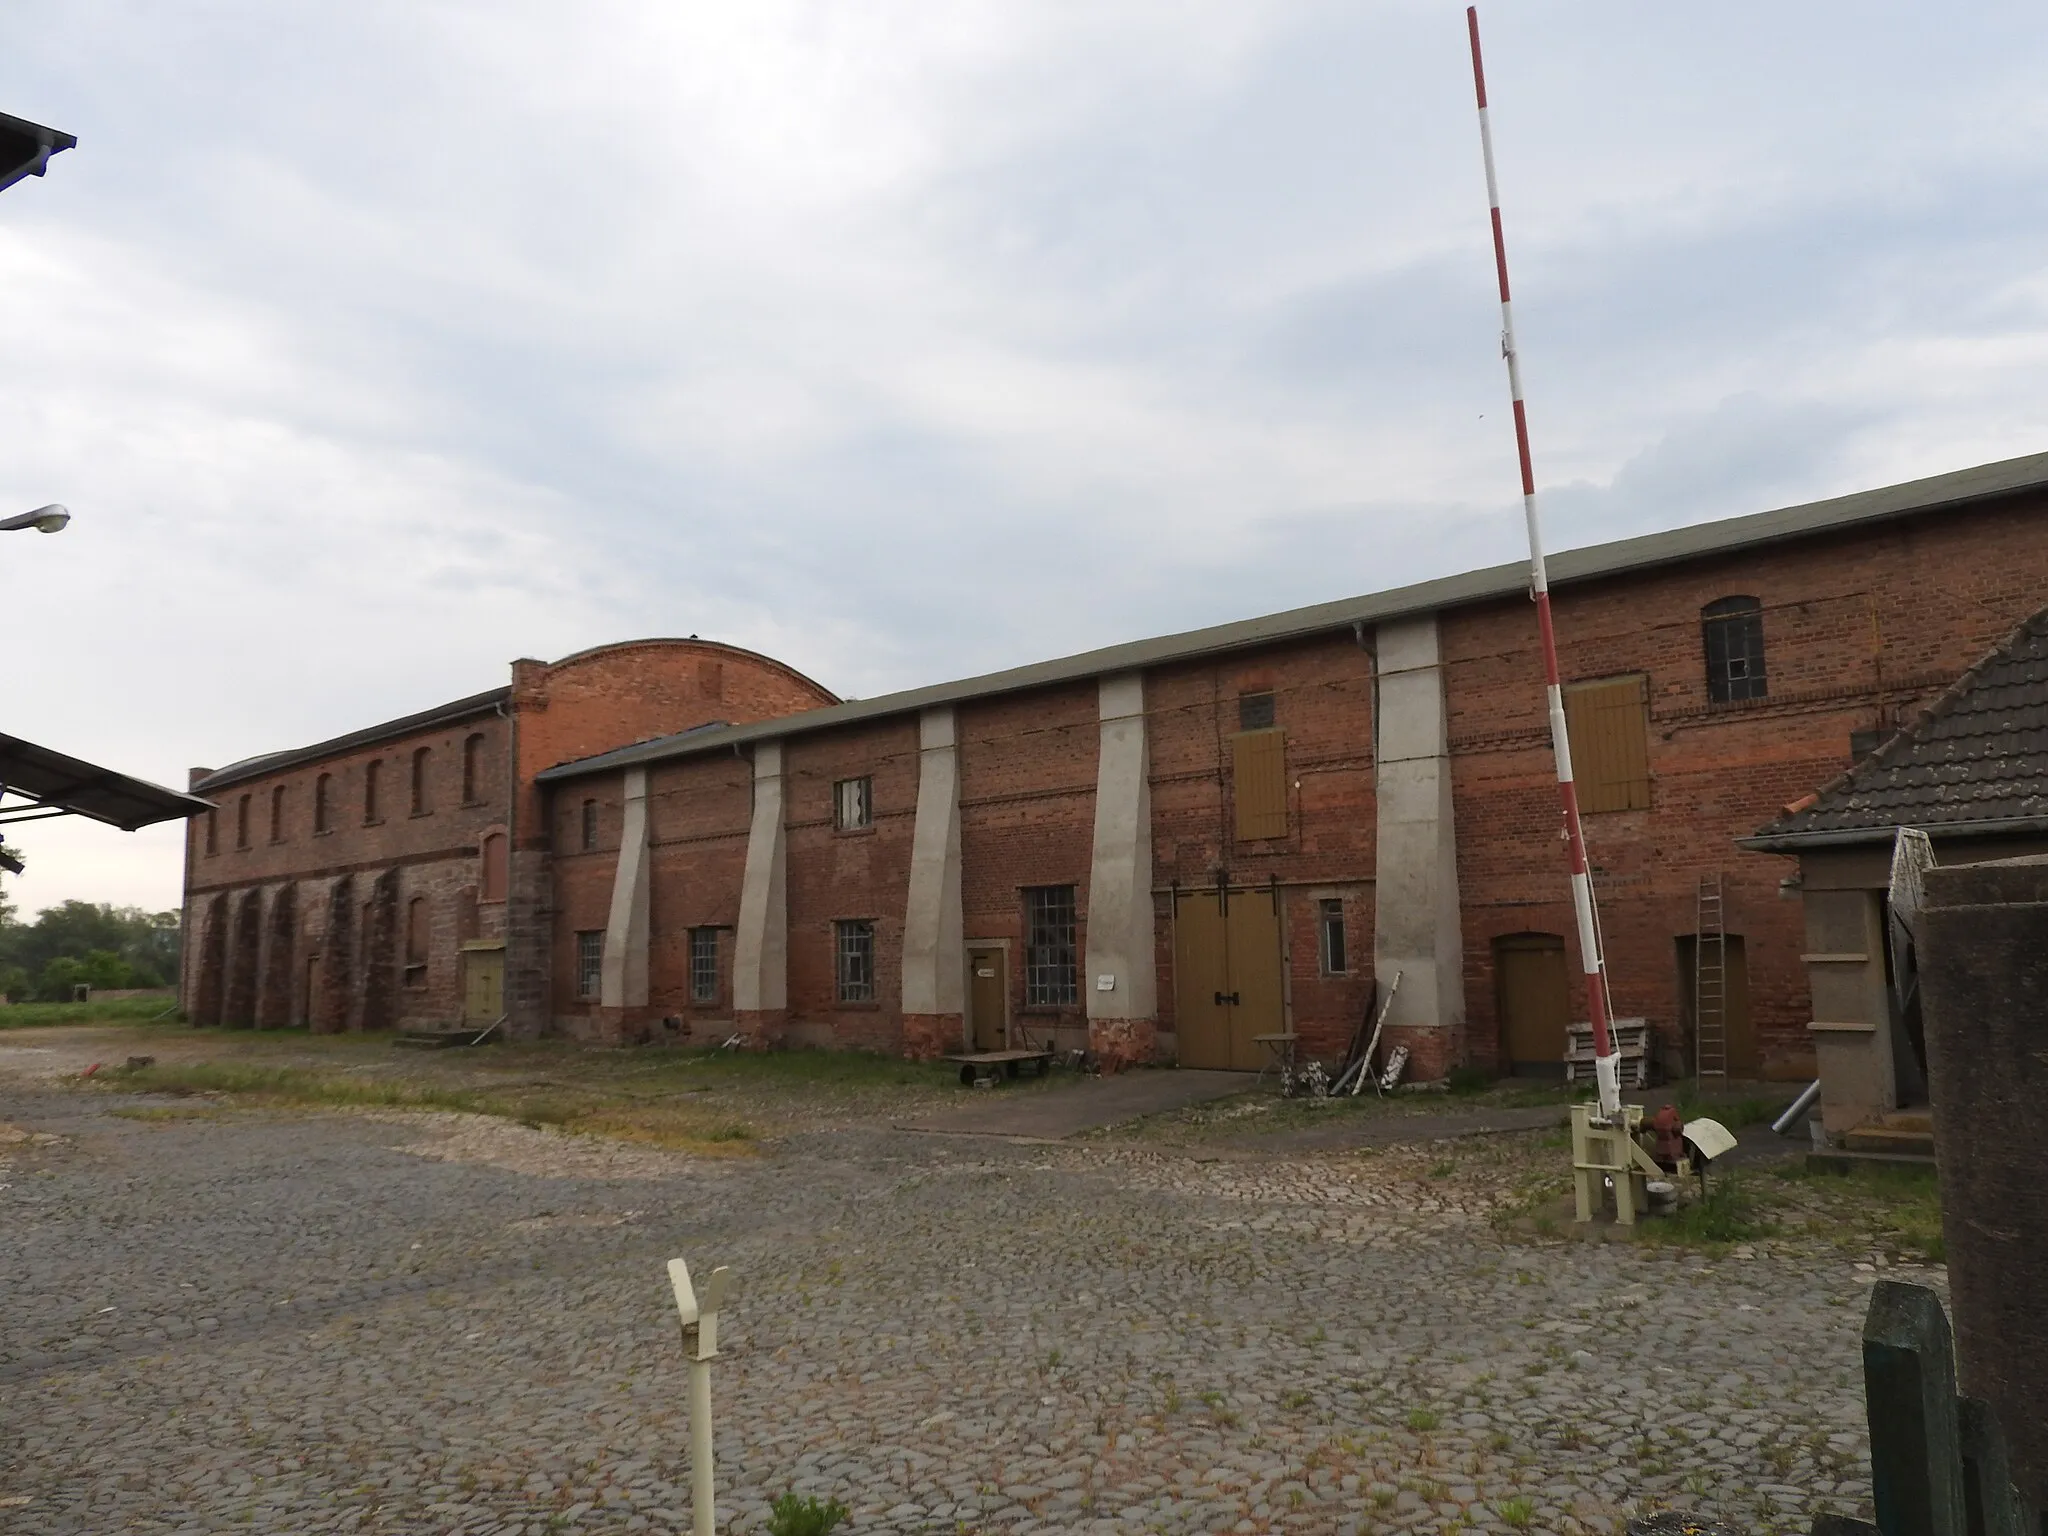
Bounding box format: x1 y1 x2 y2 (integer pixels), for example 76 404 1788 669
1562 676 1651 812
1232 728 1288 840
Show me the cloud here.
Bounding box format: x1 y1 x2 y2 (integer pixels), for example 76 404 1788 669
1 0 2046 916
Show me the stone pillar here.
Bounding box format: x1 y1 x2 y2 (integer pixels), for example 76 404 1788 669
732 741 788 1047
599 767 652 1013
255 884 297 1029
1919 853 2048 1510
901 708 964 1060
315 875 355 1035
1372 614 1465 1077
1086 672 1159 1068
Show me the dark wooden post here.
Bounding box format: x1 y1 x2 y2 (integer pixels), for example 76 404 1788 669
1920 854 2048 1510
1863 1280 1966 1536
1958 1398 2031 1536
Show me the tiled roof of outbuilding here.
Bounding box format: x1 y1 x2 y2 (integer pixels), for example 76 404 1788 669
1746 608 2048 849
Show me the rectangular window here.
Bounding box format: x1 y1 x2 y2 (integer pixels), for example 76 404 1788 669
1023 885 1079 1006
1232 728 1288 841
1238 690 1276 731
581 798 599 852
835 919 875 1003
575 930 604 1001
834 776 872 831
690 927 719 1004
1702 598 1768 703
1563 674 1652 813
1318 898 1348 975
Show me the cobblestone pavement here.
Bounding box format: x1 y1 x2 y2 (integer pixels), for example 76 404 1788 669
1 1086 1904 1536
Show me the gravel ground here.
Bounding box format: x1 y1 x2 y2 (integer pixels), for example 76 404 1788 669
0 1085 1901 1536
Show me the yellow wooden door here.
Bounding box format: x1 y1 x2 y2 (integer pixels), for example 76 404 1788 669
968 948 1007 1051
1495 933 1570 1068
464 949 504 1022
1173 890 1232 1068
1223 886 1284 1071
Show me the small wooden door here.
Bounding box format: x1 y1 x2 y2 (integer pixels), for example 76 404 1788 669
1495 933 1570 1072
968 947 1007 1051
1174 885 1283 1071
1677 934 1756 1076
464 948 504 1022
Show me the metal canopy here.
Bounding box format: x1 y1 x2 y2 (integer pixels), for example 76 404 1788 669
0 110 77 195
0 733 212 831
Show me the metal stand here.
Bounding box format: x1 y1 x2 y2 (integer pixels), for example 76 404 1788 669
1569 1104 1664 1225
667 1257 733 1536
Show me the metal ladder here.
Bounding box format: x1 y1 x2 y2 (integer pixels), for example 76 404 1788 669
1694 871 1728 1084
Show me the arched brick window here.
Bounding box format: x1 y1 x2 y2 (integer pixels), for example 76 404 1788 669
204 808 218 856
364 759 382 823
1702 596 1767 703
270 784 287 843
235 794 251 849
480 832 508 903
314 773 332 834
581 798 599 852
462 733 485 805
411 746 432 815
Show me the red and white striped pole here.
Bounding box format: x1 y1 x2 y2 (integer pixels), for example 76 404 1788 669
1467 7 1622 1119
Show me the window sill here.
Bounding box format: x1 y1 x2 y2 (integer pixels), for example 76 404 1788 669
834 824 877 837
409 810 434 820
833 999 881 1010
363 818 385 828
1018 1005 1081 1015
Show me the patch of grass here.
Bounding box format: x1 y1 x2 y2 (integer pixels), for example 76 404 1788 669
1771 1159 1944 1262
1445 1065 1494 1095
105 1104 232 1123
0 995 181 1028
768 1493 850 1536
1494 1497 1536 1529
1638 1175 1774 1248
1405 1408 1441 1432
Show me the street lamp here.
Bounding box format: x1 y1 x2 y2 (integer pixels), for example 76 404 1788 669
0 505 68 534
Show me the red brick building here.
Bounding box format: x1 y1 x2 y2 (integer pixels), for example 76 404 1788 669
177 640 835 1033
183 453 2048 1083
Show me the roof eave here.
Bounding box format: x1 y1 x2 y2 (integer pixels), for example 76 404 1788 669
1739 813 2048 854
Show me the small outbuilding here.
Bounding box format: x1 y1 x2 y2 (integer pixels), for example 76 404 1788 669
1743 607 2048 1136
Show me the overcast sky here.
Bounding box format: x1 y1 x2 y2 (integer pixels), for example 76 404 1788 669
2 1 2045 918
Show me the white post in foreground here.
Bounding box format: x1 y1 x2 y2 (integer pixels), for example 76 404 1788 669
667 1257 733 1536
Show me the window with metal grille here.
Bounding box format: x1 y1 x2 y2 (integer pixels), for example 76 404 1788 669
1238 690 1276 731
1023 885 1078 1006
1702 596 1767 703
575 930 603 1000
1318 898 1348 975
835 920 875 1003
835 776 872 831
690 928 719 1003
1563 675 1651 813
581 798 599 852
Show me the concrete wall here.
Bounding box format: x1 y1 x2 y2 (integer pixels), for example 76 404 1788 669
1085 673 1157 1066
901 707 965 1059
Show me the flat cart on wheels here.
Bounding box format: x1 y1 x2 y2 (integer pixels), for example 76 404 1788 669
944 1048 1053 1087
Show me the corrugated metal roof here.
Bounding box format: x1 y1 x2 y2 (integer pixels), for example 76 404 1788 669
1746 606 2048 851
539 449 2048 784
194 687 510 794
0 734 213 830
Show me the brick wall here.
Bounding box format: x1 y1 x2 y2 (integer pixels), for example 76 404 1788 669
1447 492 2048 1080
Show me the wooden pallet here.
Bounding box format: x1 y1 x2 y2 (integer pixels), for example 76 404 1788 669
1563 1017 1651 1088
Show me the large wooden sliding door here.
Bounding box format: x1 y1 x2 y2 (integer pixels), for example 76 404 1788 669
1173 884 1283 1071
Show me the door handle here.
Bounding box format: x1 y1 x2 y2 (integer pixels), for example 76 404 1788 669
1213 991 1240 1007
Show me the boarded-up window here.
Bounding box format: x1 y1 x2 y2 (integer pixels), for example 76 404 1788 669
1563 675 1651 813
480 832 508 903
405 897 429 966
1232 729 1288 841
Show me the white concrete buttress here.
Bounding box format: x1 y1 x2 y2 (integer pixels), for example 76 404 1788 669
901 707 965 1020
733 742 788 1013
1085 672 1157 1023
1372 616 1466 1040
599 768 652 1009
